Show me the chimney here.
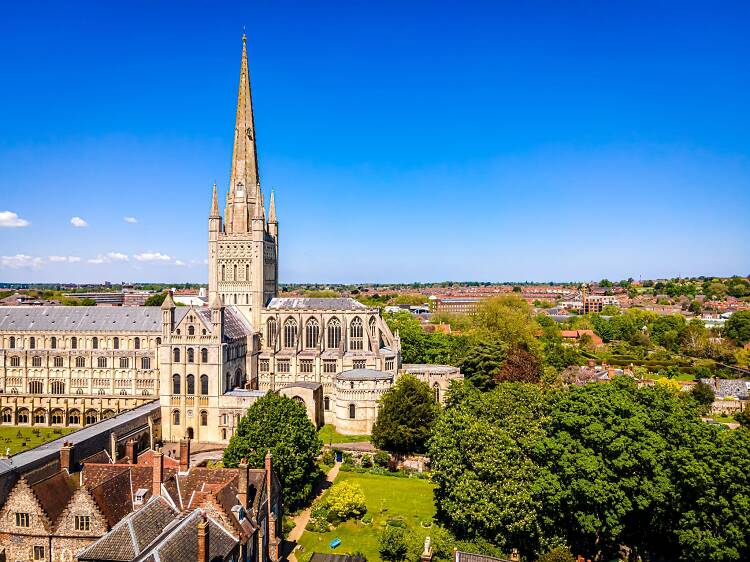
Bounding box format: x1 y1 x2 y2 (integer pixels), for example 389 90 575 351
180 436 191 473
125 438 135 464
265 450 272 519
110 432 117 463
60 441 74 473
238 458 249 509
153 447 164 497
197 511 209 562
268 510 279 562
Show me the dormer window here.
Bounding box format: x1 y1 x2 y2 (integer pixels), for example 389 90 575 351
134 488 147 504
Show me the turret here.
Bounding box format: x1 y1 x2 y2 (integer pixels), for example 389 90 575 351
210 292 224 340
161 291 175 337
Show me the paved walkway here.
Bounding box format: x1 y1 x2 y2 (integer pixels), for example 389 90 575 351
285 462 341 561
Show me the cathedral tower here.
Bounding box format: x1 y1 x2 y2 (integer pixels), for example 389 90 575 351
208 34 278 328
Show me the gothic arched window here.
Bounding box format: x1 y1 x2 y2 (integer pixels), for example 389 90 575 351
327 318 341 349
29 381 43 394
173 410 181 425
51 381 64 394
173 348 180 362
200 410 208 426
305 319 320 348
350 317 364 350
283 319 297 349
75 356 85 368
266 318 277 346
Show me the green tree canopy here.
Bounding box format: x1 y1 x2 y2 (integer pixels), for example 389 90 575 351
371 374 439 454
223 393 322 509
144 292 167 306
724 310 750 345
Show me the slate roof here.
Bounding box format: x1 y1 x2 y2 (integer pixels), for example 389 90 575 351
283 381 322 390
267 297 368 311
455 552 512 562
142 509 238 562
0 305 252 341
700 378 750 400
336 368 393 381
77 497 178 561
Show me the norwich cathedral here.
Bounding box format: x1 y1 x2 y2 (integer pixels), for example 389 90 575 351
0 36 460 445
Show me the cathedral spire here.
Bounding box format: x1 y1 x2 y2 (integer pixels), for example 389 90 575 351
227 33 260 233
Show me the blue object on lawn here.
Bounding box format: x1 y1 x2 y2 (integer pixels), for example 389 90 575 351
335 450 343 462
330 538 341 549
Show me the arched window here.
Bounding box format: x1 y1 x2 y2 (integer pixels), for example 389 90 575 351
9 356 20 367
68 410 81 425
266 318 277 345
9 336 15 349
327 318 341 349
200 410 208 426
31 356 41 367
172 410 181 425
134 337 140 350
283 319 298 348
76 356 85 368
156 337 162 345
369 316 377 337
29 381 43 394
1 408 12 423
113 337 119 350
29 337 35 349
98 357 107 368
233 264 237 281
324 396 330 411
17 409 29 424
85 410 97 425
186 374 195 395
221 264 225 281
142 389 150 395
201 348 208 363
51 336 57 349
98 388 106 395
71 336 78 349
92 337 98 349
172 374 181 395
245 264 250 281
51 410 64 424
54 357 63 367
119 389 128 395
102 409 115 419
51 381 65 394
350 317 364 350
188 325 195 336
33 409 46 424
173 348 180 362
200 374 209 395
433 383 440 403
349 404 356 419
141 357 150 369
187 348 194 363
222 428 227 440
76 388 84 395
305 319 320 348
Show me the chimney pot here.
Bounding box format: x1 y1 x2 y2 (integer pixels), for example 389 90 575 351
238 458 249 509
125 438 136 464
152 448 164 497
60 442 74 473
180 436 191 473
197 511 209 562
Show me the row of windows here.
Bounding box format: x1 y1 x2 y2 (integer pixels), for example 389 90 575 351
266 316 378 350
220 263 250 282
258 358 375 373
172 348 209 363
0 387 148 398
6 335 157 350
3 408 113 425
172 374 209 395
14 512 89 531
7 356 151 369
175 324 206 336
172 409 209 426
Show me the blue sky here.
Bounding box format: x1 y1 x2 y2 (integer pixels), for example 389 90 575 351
1 0 748 284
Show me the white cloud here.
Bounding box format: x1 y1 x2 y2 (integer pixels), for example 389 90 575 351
88 252 129 264
124 216 138 224
134 252 171 262
174 260 186 266
0 211 31 228
48 256 82 263
1 254 43 269
70 216 88 228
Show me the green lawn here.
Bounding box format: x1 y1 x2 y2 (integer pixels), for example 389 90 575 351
296 471 436 562
318 424 371 444
0 426 74 456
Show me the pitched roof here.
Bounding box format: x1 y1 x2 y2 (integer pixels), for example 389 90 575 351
0 306 163 333
77 497 178 561
455 552 512 562
29 471 78 526
267 297 368 311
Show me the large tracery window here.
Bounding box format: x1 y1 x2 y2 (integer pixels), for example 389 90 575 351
327 318 341 349
283 319 298 349
266 318 277 346
305 319 320 348
349 317 364 350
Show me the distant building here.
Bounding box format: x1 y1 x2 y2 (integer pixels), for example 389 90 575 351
428 295 481 314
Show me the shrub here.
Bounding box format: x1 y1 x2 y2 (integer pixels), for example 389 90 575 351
379 526 408 562
320 449 336 466
536 547 575 562
321 480 367 521
362 513 373 525
343 451 354 464
374 451 390 468
361 455 373 468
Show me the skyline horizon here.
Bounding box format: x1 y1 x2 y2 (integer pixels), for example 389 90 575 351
2 1 749 284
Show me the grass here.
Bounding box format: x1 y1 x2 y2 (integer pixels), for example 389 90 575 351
710 414 736 424
0 426 75 456
318 424 371 444
296 471 436 562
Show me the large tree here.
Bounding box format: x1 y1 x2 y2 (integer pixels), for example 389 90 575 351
724 310 750 345
371 374 439 454
458 337 506 390
223 392 322 509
